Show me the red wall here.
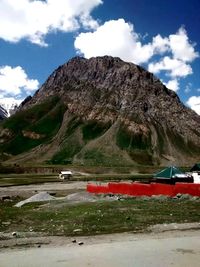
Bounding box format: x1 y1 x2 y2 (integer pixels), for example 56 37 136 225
151 183 174 197
87 182 200 197
175 183 200 196
87 184 110 194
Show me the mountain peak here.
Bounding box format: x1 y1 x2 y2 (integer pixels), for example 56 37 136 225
23 56 182 123
2 56 200 166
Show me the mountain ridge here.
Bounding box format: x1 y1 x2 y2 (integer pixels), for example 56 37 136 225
1 56 200 166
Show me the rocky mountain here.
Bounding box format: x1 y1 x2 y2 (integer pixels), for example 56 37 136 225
0 100 20 117
0 105 8 121
1 56 200 166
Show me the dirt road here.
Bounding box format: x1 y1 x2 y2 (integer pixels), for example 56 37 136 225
0 181 88 197
1 230 200 267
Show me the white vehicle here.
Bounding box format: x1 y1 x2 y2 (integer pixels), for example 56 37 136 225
59 171 72 180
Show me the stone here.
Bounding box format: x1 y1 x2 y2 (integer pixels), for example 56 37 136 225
73 229 82 233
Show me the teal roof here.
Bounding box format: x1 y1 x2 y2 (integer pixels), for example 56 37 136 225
154 166 184 179
190 163 200 172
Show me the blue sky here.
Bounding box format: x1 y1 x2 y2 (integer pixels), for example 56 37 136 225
0 0 199 114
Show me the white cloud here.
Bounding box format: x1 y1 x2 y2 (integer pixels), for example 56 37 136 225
74 20 198 93
169 27 199 62
0 66 39 97
187 96 200 115
148 56 193 77
75 20 199 66
148 27 199 81
148 27 198 83
164 79 179 92
75 19 155 64
151 34 169 54
0 0 102 46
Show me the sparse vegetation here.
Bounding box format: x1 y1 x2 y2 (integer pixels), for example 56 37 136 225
84 149 105 164
3 96 60 132
80 149 131 167
29 102 65 135
82 122 109 141
50 144 81 164
0 173 58 186
128 151 153 165
0 198 200 236
3 135 43 155
50 133 83 164
0 96 66 155
116 127 151 150
0 172 151 187
116 127 153 165
65 117 82 138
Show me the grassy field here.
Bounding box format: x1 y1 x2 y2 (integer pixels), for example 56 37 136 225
0 198 200 237
0 172 152 187
0 173 58 187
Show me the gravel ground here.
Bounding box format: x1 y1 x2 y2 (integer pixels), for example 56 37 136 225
1 229 200 267
14 191 118 207
15 192 57 207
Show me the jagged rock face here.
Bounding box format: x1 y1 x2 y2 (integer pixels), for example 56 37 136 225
19 95 32 109
25 57 197 125
25 57 179 122
0 106 8 121
2 56 200 166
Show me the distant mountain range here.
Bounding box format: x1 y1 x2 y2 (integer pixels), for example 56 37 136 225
0 56 200 166
0 100 20 117
0 105 8 121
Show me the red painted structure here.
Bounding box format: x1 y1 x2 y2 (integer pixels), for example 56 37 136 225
87 182 200 197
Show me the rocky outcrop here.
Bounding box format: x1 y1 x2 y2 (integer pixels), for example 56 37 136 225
0 128 13 143
22 130 45 140
19 96 32 109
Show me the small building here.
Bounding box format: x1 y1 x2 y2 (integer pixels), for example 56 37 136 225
59 171 72 180
152 166 193 184
190 163 200 184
